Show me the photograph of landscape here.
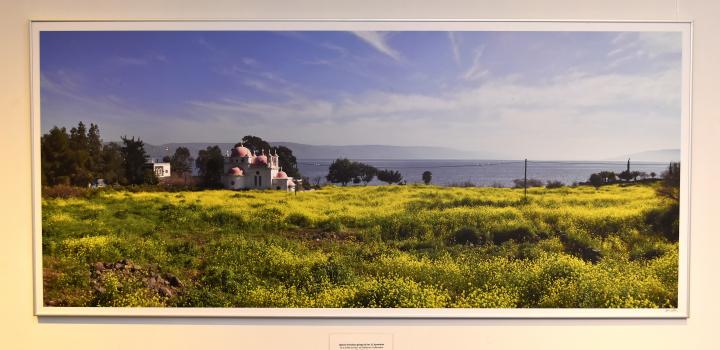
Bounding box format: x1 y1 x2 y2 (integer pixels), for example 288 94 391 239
37 27 685 311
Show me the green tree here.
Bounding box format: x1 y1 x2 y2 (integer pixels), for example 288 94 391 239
422 171 432 185
196 146 224 188
589 173 603 189
618 170 633 182
377 169 403 185
121 136 149 185
87 123 103 178
40 126 73 185
326 158 357 186
358 164 378 185
101 142 125 185
68 121 91 185
598 171 616 183
170 147 192 177
657 162 680 201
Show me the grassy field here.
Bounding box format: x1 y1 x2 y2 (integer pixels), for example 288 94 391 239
42 184 679 308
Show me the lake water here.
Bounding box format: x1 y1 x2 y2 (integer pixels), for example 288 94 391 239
297 159 672 187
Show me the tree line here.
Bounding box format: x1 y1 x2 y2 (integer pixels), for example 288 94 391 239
325 158 408 186
41 122 302 189
41 122 157 186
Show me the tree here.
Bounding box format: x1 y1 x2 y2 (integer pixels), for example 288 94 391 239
377 169 403 185
196 145 224 188
121 136 150 185
617 170 633 182
101 142 125 185
422 171 432 185
650 172 657 179
170 147 192 177
87 123 103 178
657 162 680 201
40 126 73 185
358 164 378 185
275 145 300 179
68 121 91 185
598 171 616 184
589 173 603 189
326 158 356 186
143 169 159 185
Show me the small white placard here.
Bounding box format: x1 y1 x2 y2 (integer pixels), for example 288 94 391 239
329 333 393 350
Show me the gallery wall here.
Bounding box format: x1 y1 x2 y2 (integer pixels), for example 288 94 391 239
1 0 718 349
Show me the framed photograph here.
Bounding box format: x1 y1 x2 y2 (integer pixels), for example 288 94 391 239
31 20 692 318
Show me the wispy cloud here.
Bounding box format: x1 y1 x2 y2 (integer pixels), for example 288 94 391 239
351 31 402 61
462 46 488 81
448 32 461 65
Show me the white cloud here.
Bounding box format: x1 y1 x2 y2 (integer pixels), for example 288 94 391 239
608 32 681 60
190 65 680 153
448 32 461 64
462 46 488 81
351 31 402 61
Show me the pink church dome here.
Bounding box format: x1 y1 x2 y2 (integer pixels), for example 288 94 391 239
255 155 268 165
228 167 244 176
231 145 251 158
275 171 288 179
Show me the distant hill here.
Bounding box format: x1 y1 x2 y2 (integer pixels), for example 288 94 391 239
605 149 680 163
140 141 502 161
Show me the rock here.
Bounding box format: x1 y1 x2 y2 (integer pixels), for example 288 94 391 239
94 262 105 271
94 286 106 294
46 300 57 306
167 274 182 287
158 286 173 297
114 263 123 270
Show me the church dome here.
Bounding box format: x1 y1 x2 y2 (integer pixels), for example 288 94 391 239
228 167 244 176
255 154 268 165
231 145 251 157
275 171 288 179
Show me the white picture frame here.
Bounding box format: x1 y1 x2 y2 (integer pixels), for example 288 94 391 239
31 19 692 318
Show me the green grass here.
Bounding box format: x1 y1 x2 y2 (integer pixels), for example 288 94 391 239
42 183 679 308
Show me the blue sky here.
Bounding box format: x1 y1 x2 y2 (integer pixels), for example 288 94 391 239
40 30 682 160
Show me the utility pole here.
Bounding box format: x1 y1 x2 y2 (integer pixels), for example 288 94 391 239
524 158 528 201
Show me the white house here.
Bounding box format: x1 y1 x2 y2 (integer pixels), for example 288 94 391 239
221 144 296 191
146 159 171 178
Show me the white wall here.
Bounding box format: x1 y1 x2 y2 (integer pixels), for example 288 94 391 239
2 1 719 349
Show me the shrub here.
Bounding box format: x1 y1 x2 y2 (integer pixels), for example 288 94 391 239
450 227 483 245
512 178 543 188
286 212 313 228
318 217 343 232
42 185 93 199
557 231 602 263
492 226 537 245
347 277 449 308
645 203 680 242
545 180 565 189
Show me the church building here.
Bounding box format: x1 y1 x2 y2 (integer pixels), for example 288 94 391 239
221 144 296 191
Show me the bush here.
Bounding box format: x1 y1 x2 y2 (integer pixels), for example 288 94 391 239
545 180 565 189
286 212 313 228
645 203 680 242
513 178 543 188
42 185 93 199
318 217 343 232
492 226 537 245
450 228 483 245
557 231 602 263
447 181 476 187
